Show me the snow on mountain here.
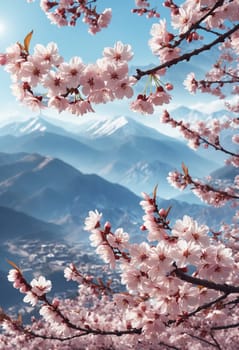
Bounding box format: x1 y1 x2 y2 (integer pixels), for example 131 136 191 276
62 114 170 144
19 117 46 134
85 116 128 137
0 115 70 138
34 156 54 171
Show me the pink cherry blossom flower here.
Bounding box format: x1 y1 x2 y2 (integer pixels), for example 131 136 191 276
107 228 129 249
148 86 171 106
30 275 52 296
129 242 151 268
23 291 39 306
64 263 84 283
97 8 112 29
172 215 209 246
42 70 67 97
135 0 150 8
149 19 174 56
89 229 104 247
48 96 69 112
171 3 199 34
96 244 116 268
183 72 198 93
174 239 201 266
84 210 102 231
114 78 134 99
45 11 68 27
131 94 154 114
24 93 45 111
59 56 85 88
121 267 146 291
0 53 7 65
33 42 63 68
140 192 156 214
103 41 133 63
79 64 105 96
88 88 114 104
147 242 173 280
67 100 95 116
103 62 128 89
20 59 47 87
7 269 29 293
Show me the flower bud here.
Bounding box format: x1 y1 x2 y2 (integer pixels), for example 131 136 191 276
104 221 111 234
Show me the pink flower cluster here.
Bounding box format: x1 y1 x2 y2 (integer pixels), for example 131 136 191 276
1 1 239 348
2 40 135 115
8 269 52 306
2 190 239 349
132 0 160 19
28 0 112 34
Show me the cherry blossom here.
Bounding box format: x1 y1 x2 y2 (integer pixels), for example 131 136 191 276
30 275 52 296
1 1 239 349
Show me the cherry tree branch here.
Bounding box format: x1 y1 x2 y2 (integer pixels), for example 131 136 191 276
188 177 239 200
171 0 224 47
158 342 181 350
187 333 219 348
210 333 223 350
211 322 239 331
163 111 239 158
134 23 239 80
167 293 229 327
172 265 239 293
184 293 229 319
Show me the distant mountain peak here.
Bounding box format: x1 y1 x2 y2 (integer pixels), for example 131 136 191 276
19 117 46 134
87 116 129 137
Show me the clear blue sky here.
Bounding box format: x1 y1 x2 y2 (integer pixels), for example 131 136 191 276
0 1 223 130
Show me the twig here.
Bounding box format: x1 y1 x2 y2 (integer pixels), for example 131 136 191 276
134 23 239 80
172 266 239 293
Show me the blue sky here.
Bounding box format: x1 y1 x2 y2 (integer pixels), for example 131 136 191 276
0 1 226 133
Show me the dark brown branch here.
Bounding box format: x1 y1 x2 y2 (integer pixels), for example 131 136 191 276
187 333 218 348
211 322 239 331
134 23 239 80
25 324 142 341
27 295 142 339
171 0 224 48
189 178 239 200
172 266 239 293
224 296 239 306
197 24 222 36
167 293 228 326
210 333 223 350
185 293 228 319
168 116 239 158
199 79 239 85
159 342 181 350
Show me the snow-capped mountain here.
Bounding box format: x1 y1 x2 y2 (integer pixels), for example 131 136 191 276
0 115 70 138
69 114 171 141
0 112 221 198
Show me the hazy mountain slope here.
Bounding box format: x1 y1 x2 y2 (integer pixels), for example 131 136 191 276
210 165 238 181
0 205 62 242
0 132 102 174
0 114 220 198
0 152 143 240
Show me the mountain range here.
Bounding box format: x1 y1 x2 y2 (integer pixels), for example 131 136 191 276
0 113 220 198
0 108 236 314
0 152 143 241
0 149 235 239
